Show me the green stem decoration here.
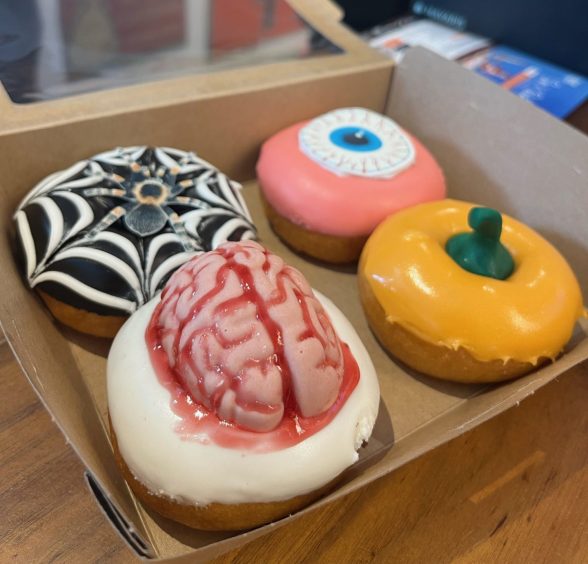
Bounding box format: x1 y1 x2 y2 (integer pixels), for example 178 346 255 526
445 207 514 280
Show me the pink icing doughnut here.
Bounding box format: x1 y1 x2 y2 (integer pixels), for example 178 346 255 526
257 108 446 238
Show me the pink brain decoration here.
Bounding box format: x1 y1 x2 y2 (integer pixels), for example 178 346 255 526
151 241 346 432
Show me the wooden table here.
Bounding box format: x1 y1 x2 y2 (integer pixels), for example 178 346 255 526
1 339 587 563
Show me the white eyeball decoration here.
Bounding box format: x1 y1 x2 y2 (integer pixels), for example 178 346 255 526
299 107 416 179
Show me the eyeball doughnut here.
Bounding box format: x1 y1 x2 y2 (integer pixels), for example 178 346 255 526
359 199 585 383
256 108 446 264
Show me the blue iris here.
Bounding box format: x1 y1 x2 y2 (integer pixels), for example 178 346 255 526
329 126 382 152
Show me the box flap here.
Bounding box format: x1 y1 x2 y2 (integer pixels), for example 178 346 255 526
0 0 389 135
0 257 153 550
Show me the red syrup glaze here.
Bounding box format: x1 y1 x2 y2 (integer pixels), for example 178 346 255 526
145 243 360 453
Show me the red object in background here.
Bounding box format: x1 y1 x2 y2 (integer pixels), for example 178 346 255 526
60 0 185 53
60 0 302 57
108 0 185 53
211 0 303 51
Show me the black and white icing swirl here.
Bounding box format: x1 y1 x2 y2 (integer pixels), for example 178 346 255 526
14 146 257 317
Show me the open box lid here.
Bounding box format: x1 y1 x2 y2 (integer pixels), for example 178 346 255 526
0 39 587 563
0 0 391 135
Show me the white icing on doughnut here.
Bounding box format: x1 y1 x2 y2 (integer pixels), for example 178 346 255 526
34 271 137 313
14 211 36 278
107 291 380 505
299 107 416 179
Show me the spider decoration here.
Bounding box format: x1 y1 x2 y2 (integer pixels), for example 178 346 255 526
15 146 256 316
81 148 218 251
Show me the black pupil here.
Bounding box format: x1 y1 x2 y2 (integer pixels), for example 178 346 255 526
140 183 163 198
343 130 369 146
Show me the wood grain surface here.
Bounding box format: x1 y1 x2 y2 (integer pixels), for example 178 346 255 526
1 341 587 563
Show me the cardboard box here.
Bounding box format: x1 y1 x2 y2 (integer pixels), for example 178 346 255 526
1 1 587 561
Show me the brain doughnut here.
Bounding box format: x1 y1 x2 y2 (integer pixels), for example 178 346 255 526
149 241 350 434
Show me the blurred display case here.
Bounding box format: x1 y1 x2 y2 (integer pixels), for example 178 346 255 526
0 0 333 103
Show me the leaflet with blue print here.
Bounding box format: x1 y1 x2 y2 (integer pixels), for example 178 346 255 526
462 46 588 118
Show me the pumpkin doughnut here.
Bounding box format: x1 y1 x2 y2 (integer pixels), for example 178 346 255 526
359 199 585 383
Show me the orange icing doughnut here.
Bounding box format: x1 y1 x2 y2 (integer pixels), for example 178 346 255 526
360 199 585 364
